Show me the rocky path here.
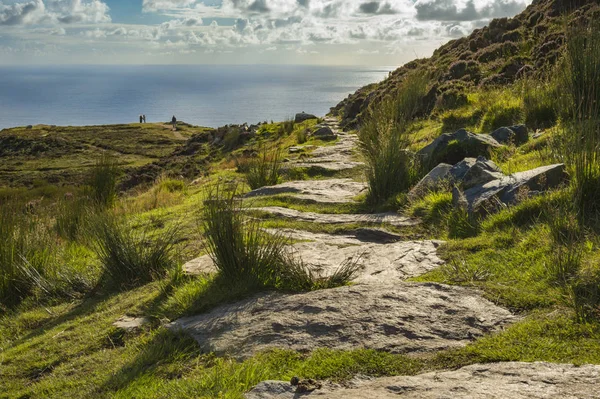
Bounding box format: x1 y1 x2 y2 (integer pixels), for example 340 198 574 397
285 117 364 172
168 117 592 398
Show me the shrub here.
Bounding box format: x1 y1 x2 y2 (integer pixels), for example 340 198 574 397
440 108 484 132
89 212 180 289
87 153 120 208
222 128 241 151
558 20 600 221
521 79 558 130
279 118 295 136
408 191 453 227
448 207 480 239
55 196 90 242
201 184 360 291
296 129 308 144
0 201 57 309
245 146 282 190
358 72 428 205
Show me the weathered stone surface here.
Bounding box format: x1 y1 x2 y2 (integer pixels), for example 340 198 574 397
251 206 418 227
460 157 504 189
168 282 515 359
184 231 444 283
418 129 502 166
289 132 363 171
113 316 151 331
453 163 568 215
295 112 318 123
288 145 315 154
244 179 367 204
246 362 600 398
409 163 452 199
182 255 214 275
491 125 529 145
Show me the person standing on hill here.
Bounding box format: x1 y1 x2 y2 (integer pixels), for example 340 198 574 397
139 115 143 123
171 115 177 130
143 115 146 123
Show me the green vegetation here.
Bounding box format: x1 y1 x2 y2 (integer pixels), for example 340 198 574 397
201 184 360 292
243 146 282 190
358 72 428 204
3 3 600 398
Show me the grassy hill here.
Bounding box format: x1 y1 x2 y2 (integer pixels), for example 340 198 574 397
1 0 600 397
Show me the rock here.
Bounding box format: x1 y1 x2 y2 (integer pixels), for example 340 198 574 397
26 125 33 129
312 126 337 141
408 163 453 199
491 125 529 145
182 255 215 275
246 362 600 398
167 282 515 359
288 145 315 154
460 157 504 190
418 129 502 167
448 157 478 181
500 163 568 205
112 316 151 331
244 179 367 204
454 164 568 216
295 112 318 123
251 206 418 227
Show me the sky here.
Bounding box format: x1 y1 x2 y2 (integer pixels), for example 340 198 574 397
0 0 532 65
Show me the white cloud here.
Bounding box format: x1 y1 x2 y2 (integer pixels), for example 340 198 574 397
0 0 111 26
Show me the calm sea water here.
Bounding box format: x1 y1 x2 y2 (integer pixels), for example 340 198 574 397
0 65 391 129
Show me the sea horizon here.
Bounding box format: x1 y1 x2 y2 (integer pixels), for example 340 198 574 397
0 64 393 130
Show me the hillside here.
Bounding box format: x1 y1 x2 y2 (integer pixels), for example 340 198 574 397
332 0 600 129
2 0 600 398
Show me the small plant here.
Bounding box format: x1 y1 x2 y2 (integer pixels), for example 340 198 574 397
87 153 121 208
55 196 89 242
479 103 523 133
448 207 480 239
279 118 295 136
89 212 180 289
548 204 582 284
201 184 361 291
296 128 308 144
521 78 558 130
245 145 282 190
442 259 490 283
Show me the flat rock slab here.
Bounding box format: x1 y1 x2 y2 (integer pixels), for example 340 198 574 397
244 179 367 204
113 316 151 331
167 282 515 359
184 231 445 283
251 206 418 227
246 362 600 398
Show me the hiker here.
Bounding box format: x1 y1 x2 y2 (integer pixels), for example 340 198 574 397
171 115 177 130
139 115 143 123
143 115 146 123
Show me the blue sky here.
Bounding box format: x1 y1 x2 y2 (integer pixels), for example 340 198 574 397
0 0 532 65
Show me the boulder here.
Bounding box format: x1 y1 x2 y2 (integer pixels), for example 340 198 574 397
491 125 529 145
418 129 502 167
453 163 568 216
295 112 318 123
448 157 478 181
312 126 337 141
409 163 453 199
460 157 505 189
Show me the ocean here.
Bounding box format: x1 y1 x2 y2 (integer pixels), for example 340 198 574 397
0 65 392 129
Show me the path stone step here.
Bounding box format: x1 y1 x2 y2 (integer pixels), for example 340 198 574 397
183 231 444 283
167 282 515 359
244 179 366 204
251 206 418 227
246 362 600 398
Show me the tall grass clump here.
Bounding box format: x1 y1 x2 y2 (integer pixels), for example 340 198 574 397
201 184 361 291
279 118 295 136
87 154 121 208
358 72 428 205
0 202 57 309
521 78 559 130
245 146 282 190
558 20 600 221
89 212 180 289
